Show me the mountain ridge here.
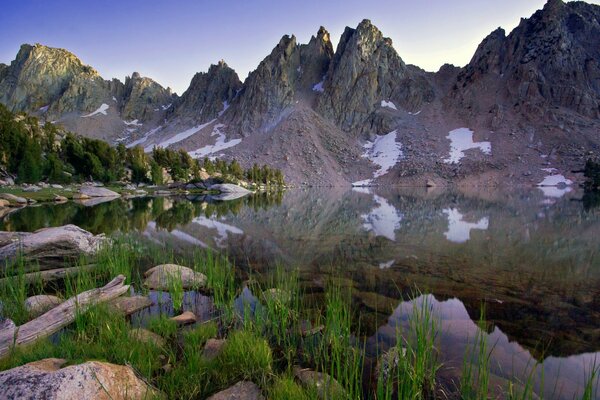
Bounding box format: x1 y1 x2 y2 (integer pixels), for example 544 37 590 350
0 0 598 186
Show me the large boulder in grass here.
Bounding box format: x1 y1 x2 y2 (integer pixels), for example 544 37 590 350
0 359 157 399
24 295 63 318
0 192 27 205
207 381 265 400
79 186 120 198
293 367 347 399
0 225 106 271
143 264 207 291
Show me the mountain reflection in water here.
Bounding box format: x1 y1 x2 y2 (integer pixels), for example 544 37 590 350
1 187 599 398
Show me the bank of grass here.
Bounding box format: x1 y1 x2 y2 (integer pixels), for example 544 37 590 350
0 239 598 399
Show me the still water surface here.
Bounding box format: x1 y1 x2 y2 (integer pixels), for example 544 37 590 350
1 187 599 398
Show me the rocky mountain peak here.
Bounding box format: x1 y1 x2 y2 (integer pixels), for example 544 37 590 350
168 60 242 124
315 20 435 134
121 72 173 121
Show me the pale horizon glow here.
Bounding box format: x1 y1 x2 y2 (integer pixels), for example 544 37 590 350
0 0 598 94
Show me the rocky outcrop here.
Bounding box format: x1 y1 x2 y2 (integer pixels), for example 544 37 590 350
293 367 346 399
316 19 434 135
169 61 242 123
451 0 600 121
79 186 120 198
143 264 207 290
120 72 174 121
227 27 333 134
0 359 157 399
0 225 106 270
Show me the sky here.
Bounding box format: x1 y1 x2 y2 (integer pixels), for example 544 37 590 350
1 0 598 94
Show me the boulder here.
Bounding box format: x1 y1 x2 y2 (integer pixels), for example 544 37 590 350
294 367 346 399
202 338 226 360
0 231 28 248
210 183 252 195
154 190 172 195
170 311 197 325
207 381 264 400
24 295 63 318
0 318 16 337
54 195 68 202
50 184 63 189
128 328 166 347
22 185 41 192
143 264 207 291
0 359 157 399
109 295 153 316
0 193 27 205
0 199 9 207
0 225 106 271
72 192 91 200
79 186 120 198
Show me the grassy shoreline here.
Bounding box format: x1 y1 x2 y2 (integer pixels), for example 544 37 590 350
0 238 598 399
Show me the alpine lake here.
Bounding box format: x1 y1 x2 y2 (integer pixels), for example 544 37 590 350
1 186 599 399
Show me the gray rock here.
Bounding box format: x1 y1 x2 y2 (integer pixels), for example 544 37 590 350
128 328 165 347
0 225 106 270
170 311 197 325
143 264 207 291
22 185 41 192
79 186 120 198
294 367 346 399
24 295 63 318
207 381 264 400
202 338 226 360
0 359 157 399
210 183 252 195
50 184 63 189
0 193 27 205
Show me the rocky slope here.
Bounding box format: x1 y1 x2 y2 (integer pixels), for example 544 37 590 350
0 0 598 186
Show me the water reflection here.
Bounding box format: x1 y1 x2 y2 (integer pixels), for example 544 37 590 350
1 187 599 397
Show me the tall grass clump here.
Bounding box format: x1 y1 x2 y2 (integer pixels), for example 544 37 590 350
193 250 236 320
0 254 43 325
461 307 495 400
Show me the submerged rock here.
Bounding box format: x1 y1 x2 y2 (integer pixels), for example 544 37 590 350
24 295 63 318
207 381 265 400
143 264 207 291
0 359 157 399
0 225 106 270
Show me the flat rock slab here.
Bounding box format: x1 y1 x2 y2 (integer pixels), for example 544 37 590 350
294 367 347 399
79 186 120 198
24 295 63 318
202 338 226 360
143 264 207 291
170 311 197 325
0 359 156 399
207 381 265 400
128 328 165 347
109 296 153 316
0 231 29 247
210 184 252 194
0 225 106 271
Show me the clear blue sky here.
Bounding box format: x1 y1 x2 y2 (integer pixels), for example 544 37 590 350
1 0 597 94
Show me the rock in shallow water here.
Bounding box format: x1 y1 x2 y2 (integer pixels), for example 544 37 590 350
79 186 120 198
143 264 207 291
0 359 157 399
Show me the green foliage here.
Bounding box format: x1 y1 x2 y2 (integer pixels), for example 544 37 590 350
584 158 600 189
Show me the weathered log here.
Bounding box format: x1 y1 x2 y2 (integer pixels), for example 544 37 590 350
0 264 97 285
0 275 129 358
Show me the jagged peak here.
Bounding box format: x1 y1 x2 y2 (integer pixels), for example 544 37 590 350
543 0 564 13
316 26 331 42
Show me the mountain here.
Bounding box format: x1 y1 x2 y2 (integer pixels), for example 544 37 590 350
0 0 599 186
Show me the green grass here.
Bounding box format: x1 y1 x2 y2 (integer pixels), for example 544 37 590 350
270 376 310 400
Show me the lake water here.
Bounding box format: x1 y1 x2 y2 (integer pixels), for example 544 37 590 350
1 187 599 399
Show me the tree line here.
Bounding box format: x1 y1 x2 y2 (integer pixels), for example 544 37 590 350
0 104 284 186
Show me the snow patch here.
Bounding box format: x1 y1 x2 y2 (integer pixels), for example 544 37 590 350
443 208 488 243
81 103 109 117
193 216 243 247
443 128 491 164
112 96 117 102
408 110 422 116
170 229 208 248
161 103 172 110
312 78 325 93
537 171 573 198
39 105 49 113
537 174 573 187
352 186 372 194
155 119 216 149
361 195 403 241
218 100 230 117
189 124 242 159
379 260 395 269
364 130 403 178
380 100 397 110
124 119 142 127
538 186 572 198
352 179 373 187
126 126 163 148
